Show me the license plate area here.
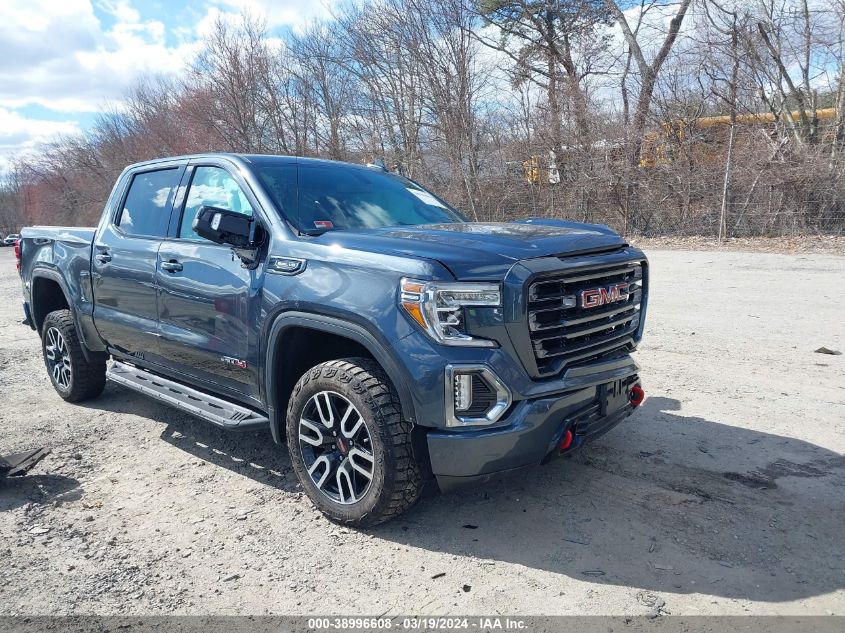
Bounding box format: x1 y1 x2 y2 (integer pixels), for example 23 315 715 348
599 378 630 416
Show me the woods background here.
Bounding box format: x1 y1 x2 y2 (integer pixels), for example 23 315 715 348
1 0 844 238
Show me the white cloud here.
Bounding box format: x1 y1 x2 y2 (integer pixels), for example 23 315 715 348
0 0 342 166
0 0 197 113
0 107 80 170
95 0 141 23
0 0 342 115
208 0 338 30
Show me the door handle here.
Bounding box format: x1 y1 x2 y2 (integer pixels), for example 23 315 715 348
95 252 112 264
161 260 183 273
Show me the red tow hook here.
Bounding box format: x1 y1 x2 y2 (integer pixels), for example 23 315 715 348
630 385 645 407
560 428 574 451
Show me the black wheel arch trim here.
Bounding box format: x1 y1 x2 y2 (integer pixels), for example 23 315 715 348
30 267 108 363
263 311 418 444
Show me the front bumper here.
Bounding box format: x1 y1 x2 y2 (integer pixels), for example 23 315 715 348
427 374 641 491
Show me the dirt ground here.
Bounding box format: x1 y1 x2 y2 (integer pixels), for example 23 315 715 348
0 245 842 617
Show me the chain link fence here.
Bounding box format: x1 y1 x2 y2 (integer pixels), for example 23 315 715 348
429 128 845 238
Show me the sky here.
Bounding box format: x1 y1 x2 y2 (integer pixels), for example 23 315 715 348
0 0 695 172
0 0 337 169
2 0 838 172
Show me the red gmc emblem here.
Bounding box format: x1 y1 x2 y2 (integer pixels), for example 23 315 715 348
580 282 629 309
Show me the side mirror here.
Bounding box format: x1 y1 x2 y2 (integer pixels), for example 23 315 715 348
193 206 253 248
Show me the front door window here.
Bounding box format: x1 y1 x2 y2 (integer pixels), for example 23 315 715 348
179 166 254 241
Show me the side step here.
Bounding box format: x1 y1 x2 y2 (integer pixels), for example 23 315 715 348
106 361 269 430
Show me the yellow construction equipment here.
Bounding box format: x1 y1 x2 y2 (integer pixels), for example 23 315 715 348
640 107 839 167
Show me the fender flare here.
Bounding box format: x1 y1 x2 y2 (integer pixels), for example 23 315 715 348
30 268 105 363
263 311 417 444
30 268 76 330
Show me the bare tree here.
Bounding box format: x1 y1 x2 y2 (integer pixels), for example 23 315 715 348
336 1 429 175
288 21 356 160
701 1 747 240
186 13 272 153
6 0 844 238
604 0 692 170
399 0 493 216
475 0 612 156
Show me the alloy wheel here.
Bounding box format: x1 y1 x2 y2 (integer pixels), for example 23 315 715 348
45 326 72 390
297 390 375 505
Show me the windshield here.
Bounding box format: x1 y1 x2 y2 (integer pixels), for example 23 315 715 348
254 161 466 232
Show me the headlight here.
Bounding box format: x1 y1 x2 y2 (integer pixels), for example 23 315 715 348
400 278 501 347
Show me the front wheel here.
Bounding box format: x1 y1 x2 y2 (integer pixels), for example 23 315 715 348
41 310 106 402
286 358 423 526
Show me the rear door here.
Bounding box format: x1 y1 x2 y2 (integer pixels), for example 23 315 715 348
155 162 264 402
92 164 184 360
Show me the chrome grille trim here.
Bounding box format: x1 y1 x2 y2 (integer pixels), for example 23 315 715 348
527 260 645 374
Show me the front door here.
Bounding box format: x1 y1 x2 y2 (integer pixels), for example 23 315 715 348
155 164 262 402
92 165 184 361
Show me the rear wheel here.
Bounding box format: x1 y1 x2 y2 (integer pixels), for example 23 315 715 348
41 310 106 402
286 358 423 526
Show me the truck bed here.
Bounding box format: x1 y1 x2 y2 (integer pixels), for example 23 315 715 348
20 226 96 244
18 226 98 345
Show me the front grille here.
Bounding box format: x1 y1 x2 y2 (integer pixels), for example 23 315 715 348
527 260 645 374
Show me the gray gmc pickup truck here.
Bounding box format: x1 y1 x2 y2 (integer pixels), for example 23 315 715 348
17 154 648 525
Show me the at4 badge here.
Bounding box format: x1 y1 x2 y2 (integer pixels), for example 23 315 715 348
221 356 247 369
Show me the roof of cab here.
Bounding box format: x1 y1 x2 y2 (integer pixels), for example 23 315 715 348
125 153 376 171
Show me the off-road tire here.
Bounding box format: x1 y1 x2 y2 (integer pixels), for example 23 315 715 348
41 310 106 402
286 358 423 526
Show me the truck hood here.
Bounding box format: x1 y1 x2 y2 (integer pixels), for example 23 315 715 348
312 221 626 279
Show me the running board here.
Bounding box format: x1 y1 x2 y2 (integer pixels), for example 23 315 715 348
106 361 269 430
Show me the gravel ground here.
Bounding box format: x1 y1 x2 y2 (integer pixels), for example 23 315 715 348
0 246 843 616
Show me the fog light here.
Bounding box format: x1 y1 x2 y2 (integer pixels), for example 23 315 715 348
454 374 473 411
445 365 512 427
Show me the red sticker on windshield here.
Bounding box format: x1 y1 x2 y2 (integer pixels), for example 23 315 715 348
314 220 334 229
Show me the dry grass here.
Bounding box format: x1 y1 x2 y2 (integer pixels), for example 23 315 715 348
629 234 845 255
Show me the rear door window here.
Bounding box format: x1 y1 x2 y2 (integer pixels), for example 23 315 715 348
118 168 181 238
